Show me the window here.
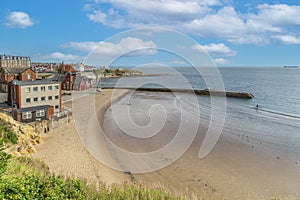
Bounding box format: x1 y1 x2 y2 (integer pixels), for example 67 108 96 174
33 87 38 92
36 110 45 117
55 105 59 109
33 97 38 102
25 87 31 93
25 98 31 103
48 86 52 90
22 112 32 119
40 86 45 91
55 95 59 100
48 96 52 100
55 85 59 90
41 96 46 101
27 74 31 80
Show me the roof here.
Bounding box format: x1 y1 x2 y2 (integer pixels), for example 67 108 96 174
15 105 52 113
73 76 91 86
12 80 60 86
0 54 30 60
73 76 84 86
57 74 67 82
0 67 35 74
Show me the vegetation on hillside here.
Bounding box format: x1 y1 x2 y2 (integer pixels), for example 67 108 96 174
0 119 184 200
0 120 18 145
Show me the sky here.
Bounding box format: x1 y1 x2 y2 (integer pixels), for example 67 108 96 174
1 0 300 67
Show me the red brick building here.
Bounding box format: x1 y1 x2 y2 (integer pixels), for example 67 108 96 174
0 67 36 92
57 62 77 74
56 72 93 91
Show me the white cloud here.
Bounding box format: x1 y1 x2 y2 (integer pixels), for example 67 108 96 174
214 58 230 64
254 4 300 27
87 9 107 25
272 35 300 44
184 7 245 38
62 37 157 57
193 43 236 57
5 11 35 28
84 2 300 45
32 52 84 62
61 41 99 52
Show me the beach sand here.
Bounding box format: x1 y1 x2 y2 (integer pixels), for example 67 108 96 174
32 89 131 185
32 89 300 199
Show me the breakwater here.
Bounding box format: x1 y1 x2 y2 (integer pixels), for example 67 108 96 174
100 87 254 99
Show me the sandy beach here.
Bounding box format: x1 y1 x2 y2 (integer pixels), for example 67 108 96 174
32 89 131 185
32 89 300 199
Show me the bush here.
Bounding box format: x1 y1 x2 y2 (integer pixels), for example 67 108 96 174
0 140 11 176
0 123 18 144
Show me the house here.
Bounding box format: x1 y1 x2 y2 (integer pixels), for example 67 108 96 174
12 105 54 123
54 72 93 91
31 62 55 72
73 76 93 91
56 72 73 90
0 54 31 68
0 67 36 92
57 62 77 74
8 80 62 123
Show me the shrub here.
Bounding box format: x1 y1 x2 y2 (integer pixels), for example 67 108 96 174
0 123 18 144
0 140 11 176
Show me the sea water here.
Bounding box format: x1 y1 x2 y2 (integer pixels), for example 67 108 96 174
99 67 300 155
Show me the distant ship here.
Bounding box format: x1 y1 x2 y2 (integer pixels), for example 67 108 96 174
284 66 298 68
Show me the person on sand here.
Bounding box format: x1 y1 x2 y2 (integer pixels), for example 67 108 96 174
256 104 259 110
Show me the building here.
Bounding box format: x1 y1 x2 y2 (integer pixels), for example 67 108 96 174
57 62 77 74
0 67 36 92
8 80 62 123
0 54 31 68
73 76 93 91
31 62 55 72
13 105 54 123
55 72 93 91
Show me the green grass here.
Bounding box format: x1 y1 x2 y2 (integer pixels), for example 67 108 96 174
0 120 18 144
0 119 184 199
0 153 185 199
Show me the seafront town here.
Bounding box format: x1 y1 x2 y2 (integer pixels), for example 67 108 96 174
0 53 143 156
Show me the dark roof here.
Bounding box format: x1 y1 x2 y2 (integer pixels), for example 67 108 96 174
12 80 60 86
57 75 67 82
0 55 30 60
73 76 84 86
15 105 52 113
1 67 34 74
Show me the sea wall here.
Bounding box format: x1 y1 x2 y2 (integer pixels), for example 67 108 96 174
101 87 254 99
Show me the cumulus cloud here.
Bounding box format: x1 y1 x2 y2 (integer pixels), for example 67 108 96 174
272 35 300 44
193 43 236 57
61 41 99 52
32 52 84 62
62 37 157 57
214 58 230 64
5 11 35 28
84 1 300 45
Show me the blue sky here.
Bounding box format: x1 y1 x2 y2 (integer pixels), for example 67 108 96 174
1 0 300 67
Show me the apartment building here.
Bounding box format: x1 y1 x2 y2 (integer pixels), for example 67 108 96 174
0 54 31 68
8 80 62 123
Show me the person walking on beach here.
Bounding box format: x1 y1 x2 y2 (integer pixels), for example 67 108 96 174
256 104 259 110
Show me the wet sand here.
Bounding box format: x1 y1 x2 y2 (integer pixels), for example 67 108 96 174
33 89 300 199
102 91 300 199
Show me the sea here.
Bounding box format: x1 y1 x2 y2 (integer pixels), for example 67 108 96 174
98 67 300 156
